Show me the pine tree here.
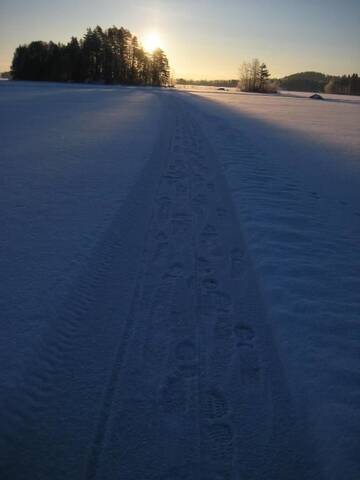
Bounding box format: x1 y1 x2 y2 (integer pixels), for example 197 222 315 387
65 37 83 83
259 63 270 92
151 49 169 86
129 36 140 84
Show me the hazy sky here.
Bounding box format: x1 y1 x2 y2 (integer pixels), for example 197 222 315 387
0 0 359 79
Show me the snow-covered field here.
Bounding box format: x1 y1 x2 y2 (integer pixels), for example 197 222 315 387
0 81 359 479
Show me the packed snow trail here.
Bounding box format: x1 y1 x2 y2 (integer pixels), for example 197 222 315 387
1 88 315 479
84 97 313 480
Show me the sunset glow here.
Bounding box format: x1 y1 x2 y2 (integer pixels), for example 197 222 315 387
143 32 162 53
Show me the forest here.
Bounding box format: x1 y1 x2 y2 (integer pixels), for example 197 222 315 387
278 71 360 95
10 26 170 86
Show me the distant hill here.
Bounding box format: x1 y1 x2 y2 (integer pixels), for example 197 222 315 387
278 71 360 95
278 71 331 93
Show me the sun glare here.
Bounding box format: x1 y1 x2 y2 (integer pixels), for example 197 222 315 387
144 32 162 53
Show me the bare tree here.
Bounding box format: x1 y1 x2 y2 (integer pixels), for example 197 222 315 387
238 59 274 93
238 61 252 92
251 58 261 91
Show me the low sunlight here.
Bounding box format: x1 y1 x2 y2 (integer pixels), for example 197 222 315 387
1 1 359 479
143 31 162 53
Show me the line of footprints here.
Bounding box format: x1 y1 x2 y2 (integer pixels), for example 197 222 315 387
149 115 262 478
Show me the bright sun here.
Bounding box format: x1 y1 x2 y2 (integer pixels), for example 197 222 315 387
144 32 162 53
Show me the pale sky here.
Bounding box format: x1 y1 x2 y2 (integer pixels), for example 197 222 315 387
0 0 359 79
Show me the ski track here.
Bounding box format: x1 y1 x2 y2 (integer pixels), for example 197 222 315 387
1 91 320 479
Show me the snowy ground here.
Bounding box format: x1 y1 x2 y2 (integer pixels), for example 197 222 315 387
0 81 359 479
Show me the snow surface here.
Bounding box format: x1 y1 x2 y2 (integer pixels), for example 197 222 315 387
0 81 359 479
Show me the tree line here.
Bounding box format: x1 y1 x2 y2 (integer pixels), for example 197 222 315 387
11 26 170 86
178 60 275 93
239 65 360 95
324 74 360 95
177 61 274 93
176 79 238 88
279 71 360 95
175 67 360 96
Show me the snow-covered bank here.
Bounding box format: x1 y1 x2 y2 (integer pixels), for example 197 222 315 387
0 82 359 479
182 88 360 479
179 86 360 152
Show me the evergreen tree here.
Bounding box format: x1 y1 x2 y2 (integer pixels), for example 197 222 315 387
151 49 170 86
65 37 84 82
11 45 29 80
129 36 140 84
259 63 270 91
